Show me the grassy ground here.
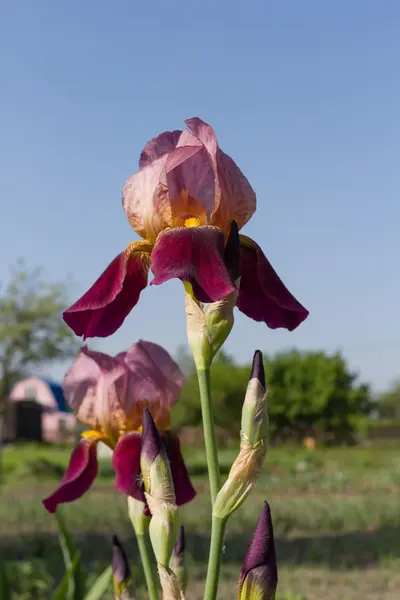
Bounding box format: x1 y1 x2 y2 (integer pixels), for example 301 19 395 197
1 440 400 599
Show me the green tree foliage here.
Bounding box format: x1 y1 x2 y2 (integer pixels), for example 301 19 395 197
377 380 400 419
173 349 371 443
0 260 78 411
265 350 371 442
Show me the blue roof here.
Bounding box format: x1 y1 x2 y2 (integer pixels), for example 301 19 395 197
40 378 70 413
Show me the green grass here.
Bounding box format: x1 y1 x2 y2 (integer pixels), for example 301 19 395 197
1 441 400 599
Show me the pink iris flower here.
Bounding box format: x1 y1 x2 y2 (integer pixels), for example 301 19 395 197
42 340 195 513
63 118 308 339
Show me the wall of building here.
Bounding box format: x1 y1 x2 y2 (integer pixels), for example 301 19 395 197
9 377 58 409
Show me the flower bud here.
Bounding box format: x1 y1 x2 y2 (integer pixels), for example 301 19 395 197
127 496 150 537
238 502 278 600
185 221 240 370
112 535 135 599
169 525 188 593
213 351 268 520
241 350 269 445
141 408 179 569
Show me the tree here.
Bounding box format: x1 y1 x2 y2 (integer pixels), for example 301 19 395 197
0 260 79 413
172 349 371 443
265 350 371 442
377 380 400 419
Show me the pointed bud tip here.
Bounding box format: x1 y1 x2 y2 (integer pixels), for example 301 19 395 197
250 350 265 389
239 501 277 597
112 534 131 584
174 524 186 557
224 220 240 282
242 500 277 577
141 407 162 462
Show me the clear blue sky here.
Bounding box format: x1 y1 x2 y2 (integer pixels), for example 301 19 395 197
1 1 399 391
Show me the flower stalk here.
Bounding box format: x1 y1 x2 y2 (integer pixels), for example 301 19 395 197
127 497 158 600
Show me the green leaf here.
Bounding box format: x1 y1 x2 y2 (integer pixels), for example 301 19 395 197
0 561 12 600
55 509 85 600
83 567 113 600
51 553 80 600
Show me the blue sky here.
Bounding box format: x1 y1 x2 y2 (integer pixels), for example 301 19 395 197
1 1 399 391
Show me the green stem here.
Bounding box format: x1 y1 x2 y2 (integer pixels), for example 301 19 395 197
196 367 221 504
203 517 226 600
136 534 159 600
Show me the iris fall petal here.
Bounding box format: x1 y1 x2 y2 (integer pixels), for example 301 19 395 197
112 432 144 501
163 432 196 506
63 243 150 339
150 225 236 303
237 236 309 331
42 439 99 513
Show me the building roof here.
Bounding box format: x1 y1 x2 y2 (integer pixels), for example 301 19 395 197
40 378 70 413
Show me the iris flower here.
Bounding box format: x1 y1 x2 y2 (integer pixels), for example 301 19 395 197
63 117 308 339
42 340 195 513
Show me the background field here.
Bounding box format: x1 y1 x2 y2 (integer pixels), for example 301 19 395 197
1 440 400 599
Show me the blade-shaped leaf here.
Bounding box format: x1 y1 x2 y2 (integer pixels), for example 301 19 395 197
0 562 11 600
55 509 85 600
52 553 80 600
83 567 113 600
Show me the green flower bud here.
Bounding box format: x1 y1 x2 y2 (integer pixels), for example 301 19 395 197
141 409 179 569
241 350 269 445
213 351 268 521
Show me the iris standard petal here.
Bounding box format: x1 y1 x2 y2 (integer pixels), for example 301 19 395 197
185 117 256 232
150 225 236 303
123 146 202 240
42 438 99 513
139 130 183 168
124 340 184 412
212 149 256 232
237 236 309 331
63 348 127 426
63 242 150 339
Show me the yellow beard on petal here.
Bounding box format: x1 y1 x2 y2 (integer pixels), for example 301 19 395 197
81 429 115 449
171 189 208 227
184 217 201 228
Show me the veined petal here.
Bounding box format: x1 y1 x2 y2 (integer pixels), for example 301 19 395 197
237 236 309 331
65 347 131 442
123 146 203 240
42 438 99 513
112 432 145 501
139 130 182 168
212 150 256 232
150 226 236 303
166 145 216 220
162 432 196 506
63 242 150 339
185 117 256 232
124 340 184 418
